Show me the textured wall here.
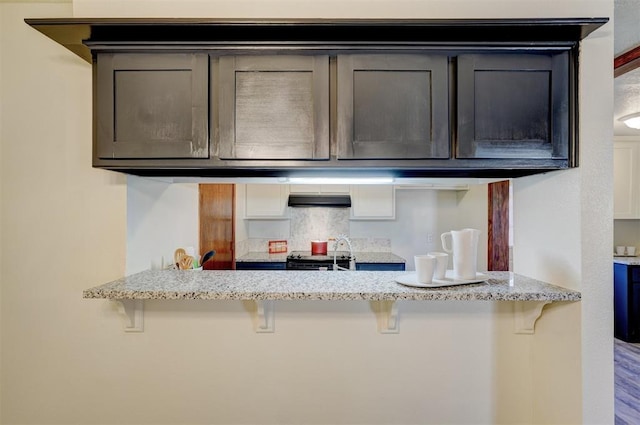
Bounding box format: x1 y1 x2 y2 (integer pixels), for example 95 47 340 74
0 1 614 424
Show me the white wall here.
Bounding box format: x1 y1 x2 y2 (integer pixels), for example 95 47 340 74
0 1 613 424
126 177 199 274
512 15 614 424
0 4 4 420
0 2 127 423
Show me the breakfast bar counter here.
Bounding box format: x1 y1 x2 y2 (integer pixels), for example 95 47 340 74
83 270 579 302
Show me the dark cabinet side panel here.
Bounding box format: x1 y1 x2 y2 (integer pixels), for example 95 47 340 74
337 54 450 160
96 53 209 159
457 52 570 160
218 55 330 160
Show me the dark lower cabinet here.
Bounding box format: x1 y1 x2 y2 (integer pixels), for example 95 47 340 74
356 263 406 271
235 262 405 271
457 52 570 160
614 263 640 342
96 53 209 159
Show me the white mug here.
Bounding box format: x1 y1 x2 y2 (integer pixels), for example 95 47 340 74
427 252 449 280
414 255 436 284
616 246 626 255
627 246 636 256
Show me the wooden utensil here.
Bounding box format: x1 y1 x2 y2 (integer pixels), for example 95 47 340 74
174 248 186 266
179 255 194 270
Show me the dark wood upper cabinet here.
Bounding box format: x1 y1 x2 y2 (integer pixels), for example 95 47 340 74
96 53 209 159
26 18 607 177
456 52 570 160
218 55 329 160
337 54 449 160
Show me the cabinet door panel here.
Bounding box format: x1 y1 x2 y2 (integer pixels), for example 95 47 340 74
244 184 289 219
97 53 208 159
219 55 329 160
457 53 569 159
338 55 449 159
350 185 395 220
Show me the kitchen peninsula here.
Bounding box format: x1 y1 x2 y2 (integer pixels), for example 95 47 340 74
83 269 579 335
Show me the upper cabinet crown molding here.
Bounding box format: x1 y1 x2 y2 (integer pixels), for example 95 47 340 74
25 18 608 63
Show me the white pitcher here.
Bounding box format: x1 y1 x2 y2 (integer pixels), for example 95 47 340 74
440 228 480 280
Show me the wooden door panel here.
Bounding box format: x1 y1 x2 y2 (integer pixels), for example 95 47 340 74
199 184 235 270
488 180 510 271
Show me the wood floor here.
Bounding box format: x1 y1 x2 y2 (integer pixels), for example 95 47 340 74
615 338 640 424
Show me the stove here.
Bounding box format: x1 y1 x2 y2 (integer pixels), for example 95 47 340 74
286 251 352 270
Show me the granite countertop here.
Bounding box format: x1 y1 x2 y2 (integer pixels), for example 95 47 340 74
614 256 640 265
235 252 289 262
83 270 580 302
235 252 406 263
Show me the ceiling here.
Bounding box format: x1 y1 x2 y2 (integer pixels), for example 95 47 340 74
614 0 640 136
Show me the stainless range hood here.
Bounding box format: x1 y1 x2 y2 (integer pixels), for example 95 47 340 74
287 194 351 208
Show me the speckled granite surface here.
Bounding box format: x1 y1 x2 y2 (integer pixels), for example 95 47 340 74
235 252 289 262
235 252 405 264
83 270 580 302
614 256 640 265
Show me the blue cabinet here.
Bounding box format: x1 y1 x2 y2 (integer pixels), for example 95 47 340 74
236 261 405 271
356 263 405 271
614 263 640 342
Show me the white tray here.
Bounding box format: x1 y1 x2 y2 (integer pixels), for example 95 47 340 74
395 270 489 288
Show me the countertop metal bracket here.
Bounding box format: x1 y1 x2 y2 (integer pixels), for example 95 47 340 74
253 300 275 333
113 299 144 332
370 300 399 334
514 300 551 334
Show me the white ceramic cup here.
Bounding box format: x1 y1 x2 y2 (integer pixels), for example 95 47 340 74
627 246 636 256
427 252 449 280
414 255 436 284
616 246 626 255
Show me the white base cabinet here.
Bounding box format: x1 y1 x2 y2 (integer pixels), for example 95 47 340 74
614 139 640 219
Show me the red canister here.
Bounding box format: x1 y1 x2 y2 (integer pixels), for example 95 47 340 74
311 240 328 255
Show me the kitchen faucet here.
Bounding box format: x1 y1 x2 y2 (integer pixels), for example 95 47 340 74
332 234 356 271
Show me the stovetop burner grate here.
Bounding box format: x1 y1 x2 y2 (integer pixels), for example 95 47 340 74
287 251 352 261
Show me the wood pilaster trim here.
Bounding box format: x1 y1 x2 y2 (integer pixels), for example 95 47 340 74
615 45 640 77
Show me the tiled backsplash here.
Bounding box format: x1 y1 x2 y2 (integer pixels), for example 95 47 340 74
239 207 391 254
240 237 392 254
